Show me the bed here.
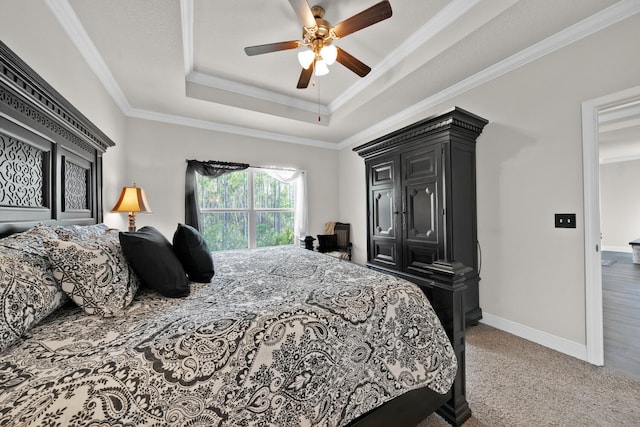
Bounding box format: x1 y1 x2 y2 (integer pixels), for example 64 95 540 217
0 229 456 426
0 40 471 426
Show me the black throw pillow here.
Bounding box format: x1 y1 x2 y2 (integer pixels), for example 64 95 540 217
119 226 190 297
172 223 214 282
317 234 338 253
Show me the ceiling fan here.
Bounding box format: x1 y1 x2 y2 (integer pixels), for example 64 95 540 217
244 0 393 89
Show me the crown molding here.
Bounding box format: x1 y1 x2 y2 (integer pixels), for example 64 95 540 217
180 0 329 118
128 107 337 150
598 100 640 126
600 153 640 164
329 0 482 113
47 0 640 151
48 0 335 147
337 0 640 149
187 71 329 115
180 0 193 76
45 0 131 114
181 0 482 119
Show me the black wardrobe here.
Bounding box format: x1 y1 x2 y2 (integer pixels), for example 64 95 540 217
353 107 488 325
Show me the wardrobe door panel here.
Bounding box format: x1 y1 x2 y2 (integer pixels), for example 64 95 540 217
370 188 400 267
404 244 439 277
405 181 438 242
372 239 399 267
404 146 437 180
401 146 443 274
368 156 402 270
371 160 394 186
372 188 395 238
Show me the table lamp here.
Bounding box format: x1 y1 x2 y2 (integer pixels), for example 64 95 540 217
111 183 152 231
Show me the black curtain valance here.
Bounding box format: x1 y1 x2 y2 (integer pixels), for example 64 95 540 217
185 160 249 231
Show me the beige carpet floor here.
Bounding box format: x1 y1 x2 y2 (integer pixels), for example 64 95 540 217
418 323 640 426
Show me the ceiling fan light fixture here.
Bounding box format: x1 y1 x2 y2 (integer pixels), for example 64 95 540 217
315 59 329 76
320 44 337 65
297 49 315 69
244 1 393 89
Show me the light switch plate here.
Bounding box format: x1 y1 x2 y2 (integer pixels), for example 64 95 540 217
555 213 576 228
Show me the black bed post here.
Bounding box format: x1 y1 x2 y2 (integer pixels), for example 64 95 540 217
426 260 472 426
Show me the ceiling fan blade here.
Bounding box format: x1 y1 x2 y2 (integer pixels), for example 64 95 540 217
288 0 316 29
336 48 371 77
297 62 314 89
244 40 300 56
333 1 392 39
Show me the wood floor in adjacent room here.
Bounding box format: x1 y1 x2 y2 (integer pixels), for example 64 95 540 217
601 251 640 381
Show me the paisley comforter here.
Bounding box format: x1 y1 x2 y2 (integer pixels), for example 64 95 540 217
0 246 456 426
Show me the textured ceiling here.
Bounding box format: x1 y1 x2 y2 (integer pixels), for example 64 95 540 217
55 0 636 148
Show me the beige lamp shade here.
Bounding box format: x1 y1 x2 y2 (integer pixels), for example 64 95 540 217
111 183 151 231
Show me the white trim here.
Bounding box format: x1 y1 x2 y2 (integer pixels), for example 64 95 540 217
481 312 588 362
180 0 193 76
45 0 131 114
602 245 632 253
187 71 328 115
179 0 481 119
582 84 640 366
338 0 640 149
599 101 640 123
128 108 337 150
600 153 640 164
329 0 482 113
582 96 604 366
49 0 640 150
180 0 328 117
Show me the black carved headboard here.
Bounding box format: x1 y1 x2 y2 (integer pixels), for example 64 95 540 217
0 41 115 237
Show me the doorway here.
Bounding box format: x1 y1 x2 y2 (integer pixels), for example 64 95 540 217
582 85 640 366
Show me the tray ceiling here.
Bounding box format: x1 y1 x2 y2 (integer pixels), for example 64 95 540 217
45 0 636 148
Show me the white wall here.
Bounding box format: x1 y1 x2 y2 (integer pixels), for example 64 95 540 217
340 13 640 348
0 0 129 230
121 118 339 240
600 159 640 252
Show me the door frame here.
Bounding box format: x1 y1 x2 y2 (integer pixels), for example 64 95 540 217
582 85 640 366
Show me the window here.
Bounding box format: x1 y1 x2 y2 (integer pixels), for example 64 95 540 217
197 168 296 251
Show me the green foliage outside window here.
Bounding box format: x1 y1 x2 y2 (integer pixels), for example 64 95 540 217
197 170 295 251
201 212 248 251
254 172 293 209
199 170 248 209
256 211 294 247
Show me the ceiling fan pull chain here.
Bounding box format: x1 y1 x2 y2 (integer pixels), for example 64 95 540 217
317 77 321 122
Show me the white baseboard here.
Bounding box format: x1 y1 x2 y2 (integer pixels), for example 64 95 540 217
480 312 589 362
602 245 632 253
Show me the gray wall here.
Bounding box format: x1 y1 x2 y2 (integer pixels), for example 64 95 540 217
600 159 640 252
3 0 640 362
339 13 640 353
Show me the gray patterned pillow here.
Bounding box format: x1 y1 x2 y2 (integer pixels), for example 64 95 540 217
45 231 140 317
26 223 110 242
0 244 65 351
64 223 110 240
0 227 53 256
24 223 74 242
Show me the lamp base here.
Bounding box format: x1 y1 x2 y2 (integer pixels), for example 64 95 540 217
128 212 137 232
